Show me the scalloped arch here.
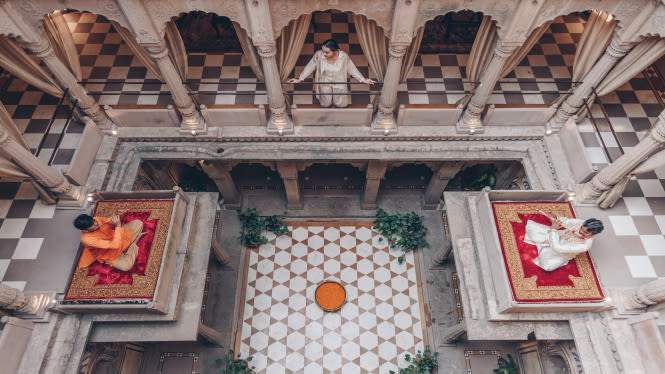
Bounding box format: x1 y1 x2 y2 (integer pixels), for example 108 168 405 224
269 0 393 40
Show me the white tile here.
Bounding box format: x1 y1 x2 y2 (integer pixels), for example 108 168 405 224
639 235 665 256
585 148 609 164
625 256 657 278
0 218 28 238
637 180 665 197
29 199 56 218
0 259 10 280
0 200 11 218
12 238 43 259
2 281 26 291
623 197 653 216
653 165 665 180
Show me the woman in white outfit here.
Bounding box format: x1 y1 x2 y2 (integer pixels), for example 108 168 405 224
524 217 604 271
288 39 375 108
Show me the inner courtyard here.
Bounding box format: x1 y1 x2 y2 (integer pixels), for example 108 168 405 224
1 1 665 373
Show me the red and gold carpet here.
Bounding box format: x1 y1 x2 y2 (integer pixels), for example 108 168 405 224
491 201 604 302
64 199 174 300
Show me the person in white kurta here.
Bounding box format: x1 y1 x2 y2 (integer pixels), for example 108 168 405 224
524 217 604 271
288 39 375 107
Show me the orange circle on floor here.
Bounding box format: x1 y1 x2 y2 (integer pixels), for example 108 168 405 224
315 281 346 312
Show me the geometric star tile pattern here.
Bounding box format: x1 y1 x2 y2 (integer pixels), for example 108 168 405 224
238 223 426 374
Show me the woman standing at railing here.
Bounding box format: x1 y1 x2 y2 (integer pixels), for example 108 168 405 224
287 39 375 108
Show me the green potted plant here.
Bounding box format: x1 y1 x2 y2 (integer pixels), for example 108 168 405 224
238 209 289 248
264 212 289 236
389 345 438 374
373 209 428 264
217 349 255 374
494 354 519 374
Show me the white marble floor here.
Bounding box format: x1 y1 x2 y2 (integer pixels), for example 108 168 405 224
237 223 427 374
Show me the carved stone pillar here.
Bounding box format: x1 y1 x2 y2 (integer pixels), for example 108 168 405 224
613 278 665 316
197 322 225 346
430 243 453 266
0 283 52 319
458 41 518 133
277 161 302 209
0 126 84 203
145 43 205 132
582 111 665 202
626 313 665 373
440 322 466 343
25 37 112 130
211 238 233 268
362 161 387 209
257 45 292 134
371 46 407 133
549 38 632 128
423 162 463 209
199 161 241 209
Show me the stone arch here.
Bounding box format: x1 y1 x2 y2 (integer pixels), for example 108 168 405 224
418 10 487 54
171 11 244 53
143 0 251 43
268 0 394 40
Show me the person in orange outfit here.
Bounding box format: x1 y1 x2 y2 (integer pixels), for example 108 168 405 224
73 213 144 271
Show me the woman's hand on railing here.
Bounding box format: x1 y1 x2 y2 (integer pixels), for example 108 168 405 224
363 78 376 85
287 78 302 83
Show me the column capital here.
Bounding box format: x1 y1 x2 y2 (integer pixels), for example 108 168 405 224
388 45 407 58
649 111 665 143
143 42 169 59
23 34 53 58
494 41 519 59
256 44 277 58
606 38 633 58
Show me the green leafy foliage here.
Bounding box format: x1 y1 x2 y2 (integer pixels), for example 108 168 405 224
238 209 290 247
217 350 255 374
373 209 428 264
457 164 498 191
389 345 439 374
493 354 519 374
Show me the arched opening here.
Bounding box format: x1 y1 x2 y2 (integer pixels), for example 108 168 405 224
286 10 377 106
299 163 365 192
381 163 433 190
170 11 263 105
231 163 283 191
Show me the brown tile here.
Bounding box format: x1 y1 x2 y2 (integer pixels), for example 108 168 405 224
633 216 662 235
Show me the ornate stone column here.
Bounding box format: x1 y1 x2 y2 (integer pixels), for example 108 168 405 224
211 239 233 268
458 41 518 133
144 43 205 133
371 0 421 134
371 46 406 133
256 45 292 134
582 110 665 202
423 162 463 209
199 161 241 209
0 283 52 319
361 161 387 209
25 37 112 130
276 161 302 209
612 278 665 316
549 38 633 128
0 126 84 203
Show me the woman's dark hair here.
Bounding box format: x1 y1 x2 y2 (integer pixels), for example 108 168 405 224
322 39 339 51
74 214 95 230
583 218 604 235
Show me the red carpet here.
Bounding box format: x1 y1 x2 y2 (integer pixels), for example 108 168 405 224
64 199 174 300
491 201 604 302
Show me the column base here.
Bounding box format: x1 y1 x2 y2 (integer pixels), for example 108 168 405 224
179 119 207 136
609 289 645 319
56 185 90 209
456 109 484 134
370 112 397 135
266 113 294 135
17 291 56 322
